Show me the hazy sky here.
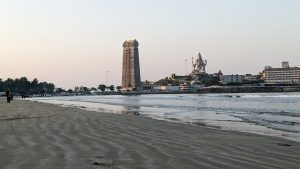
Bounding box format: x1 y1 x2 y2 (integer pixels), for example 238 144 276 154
0 0 299 89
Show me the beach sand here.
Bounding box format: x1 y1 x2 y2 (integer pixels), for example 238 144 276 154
0 98 300 169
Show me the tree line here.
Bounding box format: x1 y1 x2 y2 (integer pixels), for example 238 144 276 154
0 77 123 95
0 77 55 95
68 85 122 94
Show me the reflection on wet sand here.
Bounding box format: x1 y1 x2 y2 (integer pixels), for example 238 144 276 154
121 96 141 115
121 106 140 115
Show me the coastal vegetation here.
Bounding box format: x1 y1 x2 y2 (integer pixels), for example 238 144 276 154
0 77 121 96
0 77 55 95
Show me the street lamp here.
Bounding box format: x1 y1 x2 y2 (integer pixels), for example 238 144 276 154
106 70 109 87
185 59 187 75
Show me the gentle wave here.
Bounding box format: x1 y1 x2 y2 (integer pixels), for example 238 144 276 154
242 95 300 98
205 94 300 98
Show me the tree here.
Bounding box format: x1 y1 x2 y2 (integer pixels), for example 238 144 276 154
5 78 14 91
19 77 30 92
83 87 89 93
109 85 115 92
199 74 220 86
78 86 86 93
0 77 55 94
90 87 97 91
0 78 3 91
30 78 39 94
74 86 80 93
55 88 65 93
46 83 55 93
98 84 106 92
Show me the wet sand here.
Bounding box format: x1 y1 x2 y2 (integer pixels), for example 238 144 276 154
0 98 300 169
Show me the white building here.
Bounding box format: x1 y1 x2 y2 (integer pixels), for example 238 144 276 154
222 74 245 84
244 74 260 82
179 83 191 92
153 85 179 92
263 62 300 85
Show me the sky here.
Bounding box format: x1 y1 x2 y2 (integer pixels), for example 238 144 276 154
0 0 300 89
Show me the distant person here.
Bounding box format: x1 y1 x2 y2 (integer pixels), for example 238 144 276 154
6 90 12 103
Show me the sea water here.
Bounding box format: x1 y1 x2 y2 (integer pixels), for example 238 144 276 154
29 93 300 142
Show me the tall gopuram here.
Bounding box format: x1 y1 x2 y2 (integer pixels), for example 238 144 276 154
122 39 141 92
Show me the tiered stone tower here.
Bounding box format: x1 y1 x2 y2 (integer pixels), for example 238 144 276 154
122 39 141 92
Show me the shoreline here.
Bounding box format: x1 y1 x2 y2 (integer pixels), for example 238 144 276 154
9 86 300 97
28 94 300 143
1 98 300 168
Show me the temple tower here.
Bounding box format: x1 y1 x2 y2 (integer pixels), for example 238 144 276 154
122 39 141 92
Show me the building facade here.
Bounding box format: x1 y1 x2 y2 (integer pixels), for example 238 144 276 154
179 83 191 92
263 62 300 85
221 74 245 84
244 74 260 83
122 40 141 91
153 85 179 92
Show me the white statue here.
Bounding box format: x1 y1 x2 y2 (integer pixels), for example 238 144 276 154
192 53 207 74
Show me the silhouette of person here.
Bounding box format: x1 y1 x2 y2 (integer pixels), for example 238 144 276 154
6 90 11 103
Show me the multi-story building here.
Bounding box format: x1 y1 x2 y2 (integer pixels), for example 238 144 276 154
153 85 179 92
221 74 245 84
122 40 141 91
179 83 191 92
263 62 300 85
244 74 260 83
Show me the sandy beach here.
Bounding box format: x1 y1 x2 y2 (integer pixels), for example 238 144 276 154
0 98 300 169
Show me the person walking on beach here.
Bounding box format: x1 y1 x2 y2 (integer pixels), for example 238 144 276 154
5 90 12 103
